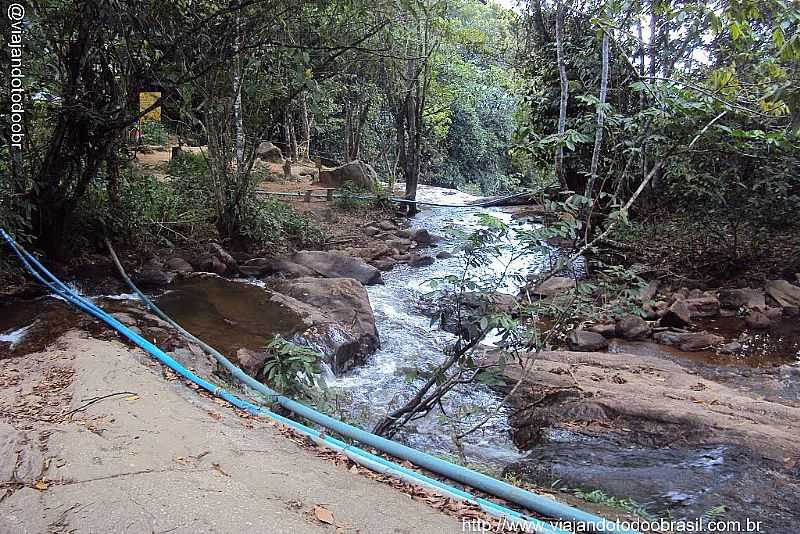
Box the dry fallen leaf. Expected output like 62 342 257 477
33 480 48 491
125 394 140 401
314 505 335 525
212 463 230 477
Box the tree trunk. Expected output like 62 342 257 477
554 2 569 191
299 91 310 160
586 32 610 200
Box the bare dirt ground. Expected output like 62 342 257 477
0 330 465 533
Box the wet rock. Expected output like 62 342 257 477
675 287 691 299
719 341 742 354
394 229 413 239
615 315 651 340
364 226 380 237
659 300 691 328
461 292 518 315
567 330 609 352
268 257 316 278
111 312 138 327
586 322 617 338
273 277 379 370
745 310 772 330
684 296 720 318
525 276 576 298
344 243 392 262
641 303 659 320
238 257 272 278
785 305 799 318
638 280 660 302
291 250 383 285
372 258 397 271
717 288 765 309
385 238 412 252
765 279 800 309
653 330 724 351
408 254 435 268
193 243 237 275
132 268 175 287
411 228 436 246
378 220 398 231
193 256 227 275
436 251 453 260
255 141 283 162
318 160 378 191
164 257 193 273
236 348 270 377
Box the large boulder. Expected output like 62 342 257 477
653 330 724 352
411 228 438 246
684 296 720 318
524 276 576 298
659 299 691 327
236 348 270 377
567 330 609 352
238 257 273 278
164 256 194 274
638 280 660 302
264 291 369 373
317 160 378 191
272 277 379 372
745 310 772 330
408 254 435 268
615 314 651 340
586 322 617 338
192 243 237 275
255 141 284 163
765 279 800 309
268 257 317 278
132 268 174 287
291 250 383 285
717 288 765 309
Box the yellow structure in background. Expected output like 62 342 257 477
139 91 161 122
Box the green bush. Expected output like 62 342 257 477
334 181 372 211
240 197 323 248
261 335 326 403
139 120 169 145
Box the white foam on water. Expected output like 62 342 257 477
0 322 36 349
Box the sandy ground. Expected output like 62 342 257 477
0 330 464 533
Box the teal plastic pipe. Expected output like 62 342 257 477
3 230 563 533
2 229 636 534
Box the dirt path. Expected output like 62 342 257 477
0 330 463 533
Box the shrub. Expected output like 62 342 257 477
139 120 169 145
334 181 371 211
262 335 326 403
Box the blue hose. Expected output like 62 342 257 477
1 229 637 534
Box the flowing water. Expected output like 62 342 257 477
327 186 543 467
3 185 799 527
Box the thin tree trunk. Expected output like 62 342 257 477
586 32 610 200
233 12 244 169
299 91 310 160
554 2 569 191
637 10 647 190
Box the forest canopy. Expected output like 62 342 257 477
0 0 798 274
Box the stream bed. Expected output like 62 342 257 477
2 185 798 530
